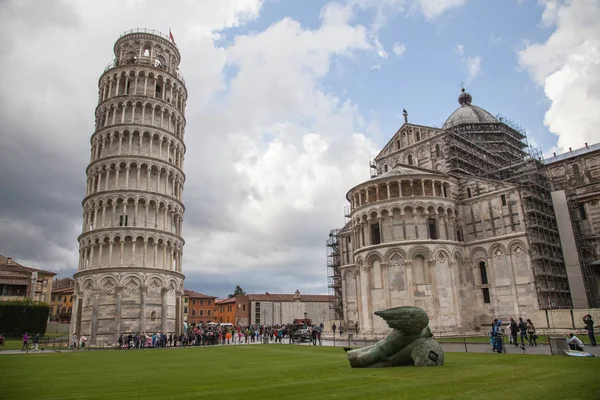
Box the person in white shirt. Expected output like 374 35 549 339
566 333 584 351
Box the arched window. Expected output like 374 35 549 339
192 309 196 316
416 131 420 141
479 261 488 284
572 164 580 177
467 187 472 198
427 218 438 239
396 139 400 150
208 310 211 316
435 144 441 158
151 311 157 321
408 155 413 166
384 164 389 172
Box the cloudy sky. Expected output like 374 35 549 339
0 0 598 298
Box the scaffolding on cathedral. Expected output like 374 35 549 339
444 114 573 309
326 228 343 320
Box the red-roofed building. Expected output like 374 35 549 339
0 255 56 303
215 290 334 326
214 297 237 324
50 278 75 322
183 290 217 324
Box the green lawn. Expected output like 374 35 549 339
1 345 599 400
1 338 70 351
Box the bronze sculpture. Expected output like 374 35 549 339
345 306 444 368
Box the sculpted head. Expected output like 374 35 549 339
374 306 429 335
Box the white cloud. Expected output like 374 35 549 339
392 41 407 57
455 44 481 83
465 55 482 82
518 0 600 152
341 0 468 68
488 32 502 46
348 0 466 22
415 0 467 20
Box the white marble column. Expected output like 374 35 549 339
161 288 168 334
139 286 148 333
114 286 123 342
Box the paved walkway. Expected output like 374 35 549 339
2 339 598 357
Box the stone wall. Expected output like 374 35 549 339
525 308 600 333
46 321 70 334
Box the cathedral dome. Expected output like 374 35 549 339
442 89 498 129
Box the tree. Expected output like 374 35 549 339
228 285 246 298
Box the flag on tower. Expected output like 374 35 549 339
169 28 176 45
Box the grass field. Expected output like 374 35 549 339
1 345 599 400
1 338 70 351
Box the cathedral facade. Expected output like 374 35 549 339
333 90 598 336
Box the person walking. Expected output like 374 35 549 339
509 318 519 347
332 323 337 337
32 333 40 351
583 314 596 347
21 332 29 351
526 319 537 346
492 319 503 354
488 322 495 347
518 318 530 346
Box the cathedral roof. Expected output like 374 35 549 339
442 89 498 130
544 142 600 164
376 165 433 178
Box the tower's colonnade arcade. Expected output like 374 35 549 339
339 166 538 336
72 30 187 344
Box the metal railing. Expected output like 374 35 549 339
117 28 178 48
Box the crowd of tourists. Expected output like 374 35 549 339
113 322 327 349
488 314 596 353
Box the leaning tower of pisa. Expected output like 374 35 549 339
71 29 187 344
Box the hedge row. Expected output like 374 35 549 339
0 299 50 334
